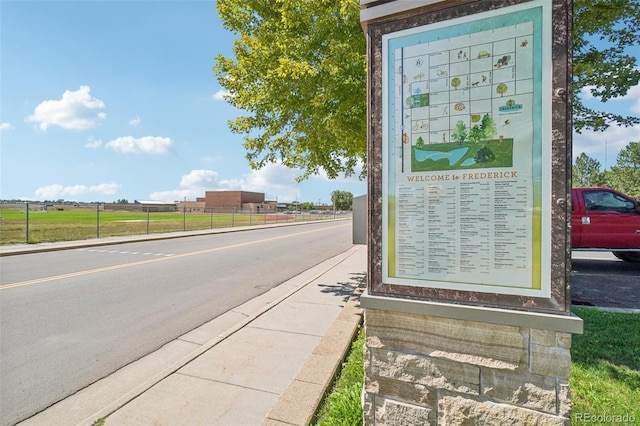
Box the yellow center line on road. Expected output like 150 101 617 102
1 223 349 291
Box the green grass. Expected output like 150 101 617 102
570 307 640 424
313 309 639 425
0 207 328 244
312 328 365 426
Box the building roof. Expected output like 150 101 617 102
134 200 176 205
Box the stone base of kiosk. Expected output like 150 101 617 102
361 294 583 425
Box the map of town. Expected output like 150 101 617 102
394 21 534 172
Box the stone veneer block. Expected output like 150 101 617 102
531 329 556 346
363 310 575 425
556 332 572 350
557 379 572 418
363 388 375 425
375 396 435 425
366 374 438 407
530 343 571 377
366 310 529 370
370 348 480 395
481 368 558 414
438 395 567 425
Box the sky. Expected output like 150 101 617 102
0 0 366 204
1 1 638 204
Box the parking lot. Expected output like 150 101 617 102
572 251 640 310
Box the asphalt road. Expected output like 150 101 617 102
571 251 640 309
0 221 354 426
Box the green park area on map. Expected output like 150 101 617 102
411 138 514 172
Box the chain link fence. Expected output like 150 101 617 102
0 203 349 245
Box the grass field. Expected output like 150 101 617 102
313 308 639 425
0 207 335 245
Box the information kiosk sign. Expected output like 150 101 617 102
367 0 572 313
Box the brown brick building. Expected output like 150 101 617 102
176 191 277 212
204 191 264 209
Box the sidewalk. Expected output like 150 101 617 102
19 244 366 426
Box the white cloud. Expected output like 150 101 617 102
579 82 640 113
621 83 640 114
129 115 141 126
26 85 106 130
35 184 65 200
85 136 103 149
311 159 366 184
147 189 195 203
573 123 640 167
0 122 13 131
149 162 301 203
239 162 299 198
578 85 596 101
179 169 221 188
212 89 230 101
89 183 120 194
34 182 120 200
105 136 174 155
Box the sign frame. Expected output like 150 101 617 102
366 0 573 314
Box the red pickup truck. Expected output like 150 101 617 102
572 187 640 262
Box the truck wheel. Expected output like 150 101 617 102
612 251 640 263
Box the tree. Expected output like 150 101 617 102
300 201 315 210
573 0 640 132
214 0 640 180
213 0 366 181
452 121 468 145
450 77 461 90
479 114 497 141
495 83 508 97
474 146 496 164
331 190 353 210
468 125 483 144
415 136 426 149
572 153 605 187
605 141 640 198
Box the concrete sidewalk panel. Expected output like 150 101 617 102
288 279 358 307
178 310 249 345
20 339 200 426
249 300 345 336
105 373 278 426
178 327 321 394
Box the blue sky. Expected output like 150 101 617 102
1 1 638 204
0 0 366 204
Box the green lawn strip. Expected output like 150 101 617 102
312 309 639 425
312 328 365 426
570 307 640 423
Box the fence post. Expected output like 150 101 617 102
26 202 29 243
147 208 150 234
232 208 235 227
249 209 252 226
210 208 214 229
96 203 100 238
183 207 186 231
